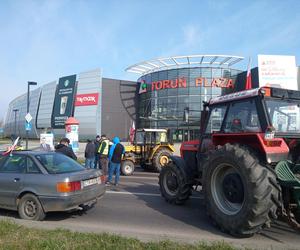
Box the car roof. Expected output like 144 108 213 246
0 150 55 156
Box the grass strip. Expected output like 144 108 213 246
0 219 238 250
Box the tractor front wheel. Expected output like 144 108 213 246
121 160 135 176
152 148 172 172
203 143 280 237
159 162 192 204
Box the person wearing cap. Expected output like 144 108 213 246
94 135 101 169
98 134 110 176
55 138 77 160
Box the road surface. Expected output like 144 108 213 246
1 168 300 249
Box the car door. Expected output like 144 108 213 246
0 154 26 209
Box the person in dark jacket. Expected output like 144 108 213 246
84 139 96 168
94 135 101 169
107 136 124 186
55 138 77 160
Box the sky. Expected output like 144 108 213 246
0 0 300 122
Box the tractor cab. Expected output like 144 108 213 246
199 87 300 164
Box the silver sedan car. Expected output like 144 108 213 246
0 151 105 220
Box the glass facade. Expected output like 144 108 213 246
137 67 242 142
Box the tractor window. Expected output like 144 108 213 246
265 100 300 133
205 106 227 134
224 100 261 133
135 132 145 145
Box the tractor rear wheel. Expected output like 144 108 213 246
152 148 172 172
203 143 280 237
159 162 192 204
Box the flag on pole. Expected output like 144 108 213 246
129 121 135 143
2 137 20 156
245 57 252 90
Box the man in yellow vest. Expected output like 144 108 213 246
98 134 110 177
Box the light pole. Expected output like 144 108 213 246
184 107 190 141
26 81 37 149
13 109 19 139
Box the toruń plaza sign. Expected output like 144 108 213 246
139 77 234 94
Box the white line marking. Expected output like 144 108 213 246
106 190 203 199
121 176 158 180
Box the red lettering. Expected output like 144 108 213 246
179 78 187 88
211 78 218 87
219 78 227 87
163 80 170 89
170 79 178 88
195 77 204 87
149 77 234 91
152 82 156 91
226 79 234 89
204 78 210 87
156 81 163 90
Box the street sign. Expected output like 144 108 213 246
25 122 32 131
25 113 33 123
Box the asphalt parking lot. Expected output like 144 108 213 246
1 167 300 249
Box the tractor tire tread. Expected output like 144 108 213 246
203 143 280 237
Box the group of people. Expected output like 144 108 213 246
84 135 125 186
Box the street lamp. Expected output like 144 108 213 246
13 109 19 140
26 81 37 149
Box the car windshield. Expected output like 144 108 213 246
35 153 84 174
265 99 300 133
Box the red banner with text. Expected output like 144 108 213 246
75 93 99 106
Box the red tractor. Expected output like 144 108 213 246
159 87 300 237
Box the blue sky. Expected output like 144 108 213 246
0 0 299 121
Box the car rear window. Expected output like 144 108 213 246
35 153 84 174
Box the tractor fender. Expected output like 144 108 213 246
169 156 194 181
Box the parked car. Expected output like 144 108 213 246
0 151 106 220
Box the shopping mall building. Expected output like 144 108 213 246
4 55 300 141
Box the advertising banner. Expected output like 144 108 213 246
40 133 54 150
258 55 298 90
66 124 79 152
51 75 77 128
74 93 99 106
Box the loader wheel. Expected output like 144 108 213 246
203 143 280 237
159 162 192 204
152 148 172 172
121 160 135 176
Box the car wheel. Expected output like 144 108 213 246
18 194 46 221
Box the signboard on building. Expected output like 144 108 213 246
74 93 99 106
258 55 298 90
51 75 77 128
139 77 234 94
